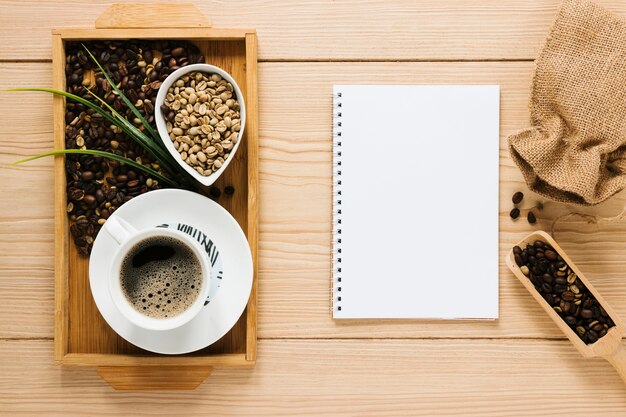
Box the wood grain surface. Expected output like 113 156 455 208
0 0 626 61
2 339 626 416
3 0 626 414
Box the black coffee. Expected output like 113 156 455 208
120 236 202 319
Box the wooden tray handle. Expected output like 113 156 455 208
95 3 212 29
91 3 221 392
97 366 213 390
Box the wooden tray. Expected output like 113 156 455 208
51 4 258 390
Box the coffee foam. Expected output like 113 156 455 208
120 236 202 319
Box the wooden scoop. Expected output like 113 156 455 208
506 230 626 384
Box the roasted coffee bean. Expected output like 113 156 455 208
64 40 204 254
83 194 96 206
171 47 185 57
544 250 557 261
560 300 572 313
127 179 140 188
95 189 105 203
513 239 615 344
592 306 601 319
105 190 116 201
210 187 221 198
70 223 82 238
564 316 577 326
512 191 524 204
70 188 85 201
587 329 598 343
527 211 537 224
591 322 604 332
509 207 520 219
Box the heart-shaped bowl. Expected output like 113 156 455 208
155 63 246 187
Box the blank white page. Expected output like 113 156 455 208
332 85 499 319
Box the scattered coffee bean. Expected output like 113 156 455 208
510 207 520 219
512 240 615 344
527 211 537 224
64 40 205 255
224 185 235 196
512 191 524 204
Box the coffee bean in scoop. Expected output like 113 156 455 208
513 240 615 344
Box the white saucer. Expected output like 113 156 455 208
89 189 253 354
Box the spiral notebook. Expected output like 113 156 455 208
332 85 500 319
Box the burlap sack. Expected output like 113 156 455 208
508 0 626 205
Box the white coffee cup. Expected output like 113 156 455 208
102 216 211 331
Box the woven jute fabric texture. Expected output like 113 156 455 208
508 0 626 205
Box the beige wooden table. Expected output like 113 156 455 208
3 0 626 415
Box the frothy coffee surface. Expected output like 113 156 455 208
120 236 202 319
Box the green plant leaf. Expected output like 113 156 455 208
82 44 162 145
2 87 202 193
2 87 174 170
86 88 201 191
9 149 180 188
3 87 125 134
84 86 180 175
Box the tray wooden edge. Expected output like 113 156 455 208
505 230 625 358
244 32 259 362
53 32 69 363
51 28 256 39
52 29 259 368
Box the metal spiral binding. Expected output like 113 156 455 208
332 91 343 313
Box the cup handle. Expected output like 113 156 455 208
103 216 137 246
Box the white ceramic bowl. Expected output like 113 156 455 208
155 63 246 187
